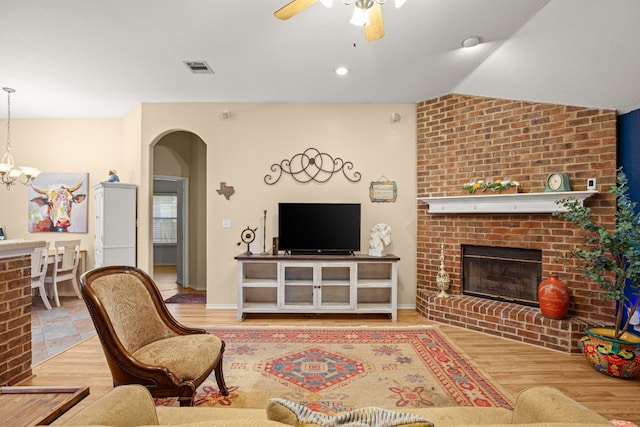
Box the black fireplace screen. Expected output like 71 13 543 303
462 245 542 306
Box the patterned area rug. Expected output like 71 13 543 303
157 326 513 414
164 293 206 304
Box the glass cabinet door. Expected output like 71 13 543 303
281 264 314 308
317 264 354 309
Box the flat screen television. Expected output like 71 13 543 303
278 203 361 255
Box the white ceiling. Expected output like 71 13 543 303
1 0 639 118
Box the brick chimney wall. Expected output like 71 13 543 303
0 255 33 385
416 94 618 352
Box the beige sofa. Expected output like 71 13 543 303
62 384 613 427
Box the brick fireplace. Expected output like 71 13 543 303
416 94 618 353
462 245 541 306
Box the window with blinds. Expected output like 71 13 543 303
153 194 178 244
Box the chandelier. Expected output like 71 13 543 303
0 87 40 189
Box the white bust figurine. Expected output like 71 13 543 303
368 223 391 257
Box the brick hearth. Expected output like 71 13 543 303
416 94 618 353
418 293 588 352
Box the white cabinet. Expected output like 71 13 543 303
93 182 137 268
236 255 399 322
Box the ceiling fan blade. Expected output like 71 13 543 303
274 0 318 20
364 2 385 41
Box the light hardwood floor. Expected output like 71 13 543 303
25 307 640 425
25 267 640 425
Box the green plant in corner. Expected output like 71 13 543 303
554 169 640 340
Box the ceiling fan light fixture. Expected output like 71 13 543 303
350 6 370 26
275 0 387 41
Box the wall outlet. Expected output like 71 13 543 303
222 219 232 228
587 178 596 190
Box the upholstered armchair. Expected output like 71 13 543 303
80 265 228 406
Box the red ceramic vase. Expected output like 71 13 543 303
538 274 570 319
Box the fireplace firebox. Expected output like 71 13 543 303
462 245 542 306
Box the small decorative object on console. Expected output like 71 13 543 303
462 177 520 194
261 210 268 255
237 226 258 255
368 223 391 257
545 172 570 192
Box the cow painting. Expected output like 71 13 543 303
28 173 88 233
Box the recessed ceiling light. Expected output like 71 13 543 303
461 36 482 48
335 66 349 76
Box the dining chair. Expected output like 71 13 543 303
31 242 51 310
44 239 82 307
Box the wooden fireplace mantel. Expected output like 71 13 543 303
417 190 599 214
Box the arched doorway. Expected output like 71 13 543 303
152 131 207 292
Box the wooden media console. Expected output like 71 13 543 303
235 254 400 321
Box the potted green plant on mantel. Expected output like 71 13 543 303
554 170 640 379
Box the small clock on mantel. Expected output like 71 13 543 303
545 172 571 192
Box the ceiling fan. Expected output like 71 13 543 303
274 0 407 42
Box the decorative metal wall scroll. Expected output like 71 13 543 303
264 147 361 185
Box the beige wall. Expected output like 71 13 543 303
0 102 418 308
0 118 123 269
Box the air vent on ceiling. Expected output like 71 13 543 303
183 61 214 74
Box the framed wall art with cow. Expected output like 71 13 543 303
28 172 89 233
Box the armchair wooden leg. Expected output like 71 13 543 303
214 359 229 396
178 383 196 407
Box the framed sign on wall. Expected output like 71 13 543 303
369 177 397 203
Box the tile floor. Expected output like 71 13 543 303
31 296 95 365
30 265 199 365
